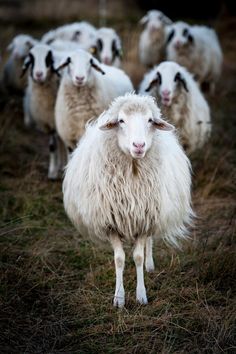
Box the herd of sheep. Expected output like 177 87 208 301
2 10 223 307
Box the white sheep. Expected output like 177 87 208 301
22 44 66 180
166 21 223 93
3 34 38 92
139 61 211 154
91 27 123 67
55 49 133 152
139 10 172 67
41 21 97 51
63 93 193 307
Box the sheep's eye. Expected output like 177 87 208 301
183 28 189 37
148 118 153 123
119 119 124 124
97 39 103 51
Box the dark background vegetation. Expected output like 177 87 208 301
0 1 235 353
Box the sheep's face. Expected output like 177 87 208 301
140 10 172 31
145 63 189 106
7 35 36 59
68 51 92 86
22 45 55 83
100 103 174 159
94 29 122 66
167 22 194 50
57 50 105 87
71 25 96 47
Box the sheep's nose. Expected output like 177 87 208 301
162 89 170 97
133 142 145 149
75 76 84 83
35 71 43 79
175 40 182 48
103 57 111 65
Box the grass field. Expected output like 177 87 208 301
0 16 235 354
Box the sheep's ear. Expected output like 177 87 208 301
99 120 118 130
112 39 123 59
162 15 172 25
166 29 175 44
55 57 71 72
140 15 148 25
145 72 161 91
45 50 53 68
90 58 105 75
152 117 174 131
174 72 189 92
145 78 159 92
7 42 14 52
20 54 33 78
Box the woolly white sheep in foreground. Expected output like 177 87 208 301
63 93 193 307
22 44 66 180
166 21 223 92
139 10 172 67
55 49 133 152
3 34 38 92
91 27 123 67
139 61 211 154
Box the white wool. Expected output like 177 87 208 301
50 39 83 52
139 61 211 154
93 27 122 67
55 49 133 150
3 34 38 91
166 21 223 90
139 10 172 67
41 21 97 51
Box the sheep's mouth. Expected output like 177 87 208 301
131 149 146 159
161 97 171 106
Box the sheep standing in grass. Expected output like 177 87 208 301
166 21 223 93
55 49 133 152
3 34 38 92
22 44 65 180
63 93 193 307
41 21 97 51
91 27 123 67
139 61 211 154
139 10 172 67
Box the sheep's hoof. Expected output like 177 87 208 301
48 172 59 181
113 295 125 308
145 260 155 273
136 289 148 305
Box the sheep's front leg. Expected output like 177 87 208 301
48 133 58 180
110 234 125 308
133 237 148 304
145 236 155 272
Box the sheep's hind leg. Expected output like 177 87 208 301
57 135 67 173
48 133 59 180
133 237 148 304
145 236 155 272
110 234 125 308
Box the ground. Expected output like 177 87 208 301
0 16 235 354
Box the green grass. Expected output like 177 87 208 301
0 18 236 354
